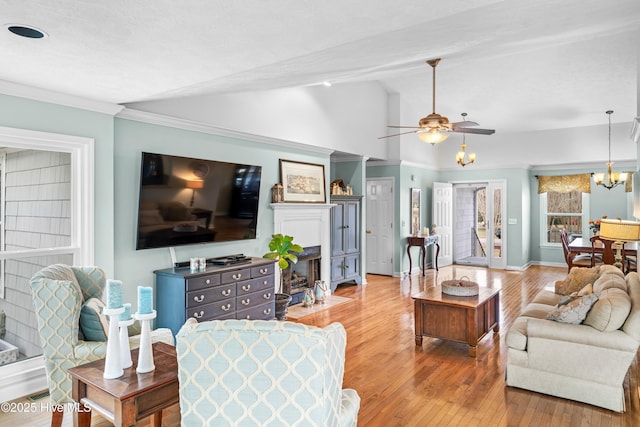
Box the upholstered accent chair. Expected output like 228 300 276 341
176 318 361 427
29 264 174 427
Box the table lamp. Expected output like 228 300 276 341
598 219 640 270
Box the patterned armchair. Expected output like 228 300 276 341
176 318 361 427
29 264 174 426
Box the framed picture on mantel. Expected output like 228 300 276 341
279 159 326 203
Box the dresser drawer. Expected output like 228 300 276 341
252 263 275 277
187 284 236 308
221 268 251 284
237 276 273 296
236 288 274 310
237 301 274 320
186 298 236 321
186 274 221 291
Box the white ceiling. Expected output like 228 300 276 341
1 0 639 134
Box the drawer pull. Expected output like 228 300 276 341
263 280 268 285
193 295 205 303
242 284 251 292
193 310 204 319
232 273 242 280
205 279 211 285
263 308 272 315
221 303 231 311
241 299 250 306
222 289 232 297
263 293 272 299
259 268 268 274
245 315 252 319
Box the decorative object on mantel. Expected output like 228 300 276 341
441 277 479 296
280 159 326 203
271 183 284 203
263 233 304 320
314 280 329 304
593 110 627 190
455 113 476 167
135 286 156 373
103 279 124 379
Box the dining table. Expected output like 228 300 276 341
568 237 638 258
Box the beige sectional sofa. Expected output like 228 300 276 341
505 265 640 412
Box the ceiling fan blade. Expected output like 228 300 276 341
387 125 421 129
378 130 418 139
451 120 479 128
452 127 495 135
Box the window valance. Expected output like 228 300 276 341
536 173 591 194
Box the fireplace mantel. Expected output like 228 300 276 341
271 203 334 291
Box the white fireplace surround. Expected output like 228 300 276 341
271 203 334 291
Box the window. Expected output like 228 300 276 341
540 190 589 245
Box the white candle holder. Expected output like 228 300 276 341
103 307 125 379
118 318 135 369
134 310 157 374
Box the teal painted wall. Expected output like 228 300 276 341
0 94 116 274
113 118 329 304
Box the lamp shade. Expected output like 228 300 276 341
599 219 640 242
186 180 204 189
418 129 448 144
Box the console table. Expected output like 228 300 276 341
407 235 440 275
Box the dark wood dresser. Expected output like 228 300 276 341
155 257 276 335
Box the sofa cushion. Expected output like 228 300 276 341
521 303 555 319
577 283 593 296
506 317 528 351
546 293 599 324
79 297 108 341
531 290 562 306
593 269 627 294
554 267 599 296
584 288 632 332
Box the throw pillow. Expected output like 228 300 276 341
557 295 578 307
583 288 631 332
79 298 109 341
546 293 599 324
577 283 593 296
554 267 600 296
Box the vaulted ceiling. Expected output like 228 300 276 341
1 0 639 135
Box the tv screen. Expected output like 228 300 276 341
136 152 262 250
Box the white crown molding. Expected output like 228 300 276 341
530 160 637 170
0 80 123 115
631 117 640 143
117 108 334 155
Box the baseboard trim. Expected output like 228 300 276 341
0 356 47 403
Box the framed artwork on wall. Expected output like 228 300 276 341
279 159 326 203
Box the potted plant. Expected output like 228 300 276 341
263 234 303 320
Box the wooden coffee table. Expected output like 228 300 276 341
413 286 500 357
68 342 178 427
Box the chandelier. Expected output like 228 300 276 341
593 110 627 190
455 113 476 167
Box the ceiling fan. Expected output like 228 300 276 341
379 58 495 144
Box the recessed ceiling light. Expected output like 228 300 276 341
6 24 47 39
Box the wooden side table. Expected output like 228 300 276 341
407 235 440 275
68 342 178 427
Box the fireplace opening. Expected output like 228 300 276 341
282 245 321 305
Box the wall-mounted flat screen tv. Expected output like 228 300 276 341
136 152 262 250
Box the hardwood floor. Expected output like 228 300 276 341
2 265 639 426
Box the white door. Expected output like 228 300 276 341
366 178 394 275
433 182 453 267
487 180 507 269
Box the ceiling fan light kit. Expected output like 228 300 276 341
418 128 448 144
593 110 627 190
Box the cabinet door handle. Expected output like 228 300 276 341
242 284 251 292
263 308 272 315
259 268 268 274
221 303 231 311
263 292 271 299
193 311 204 319
193 295 204 303
241 299 250 306
222 289 231 297
232 273 242 280
245 315 252 319
263 280 268 285
205 279 211 285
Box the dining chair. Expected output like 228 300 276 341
590 235 620 269
560 229 596 272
